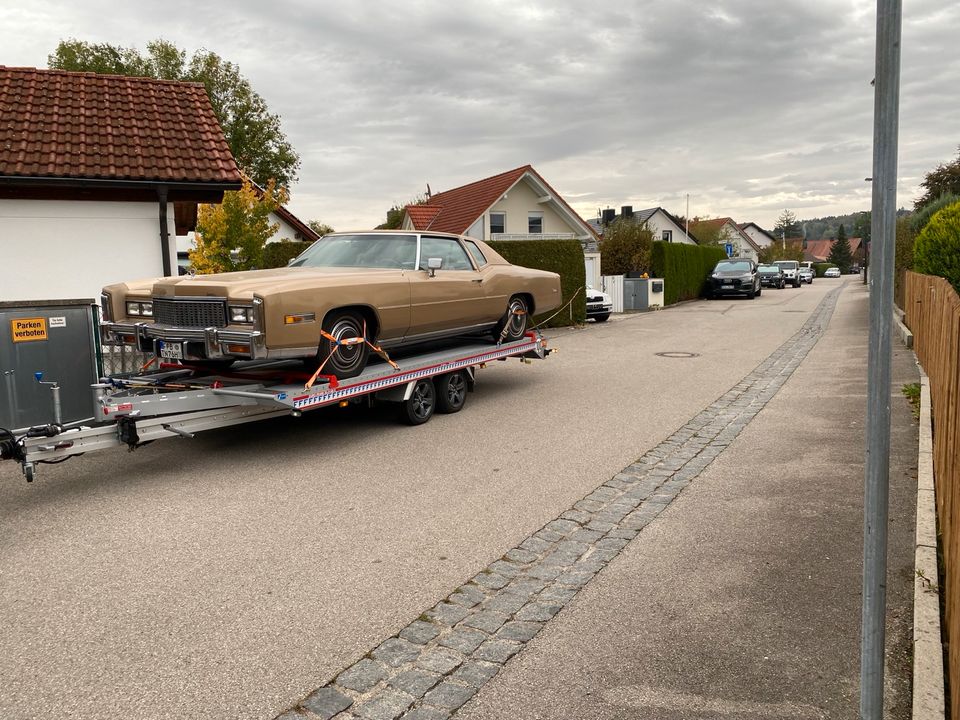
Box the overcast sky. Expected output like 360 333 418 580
2 0 957 231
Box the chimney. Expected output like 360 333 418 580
621 205 633 219
601 208 616 225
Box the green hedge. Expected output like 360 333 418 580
812 262 834 278
650 241 727 304
262 240 312 268
488 239 586 326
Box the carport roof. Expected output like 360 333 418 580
0 66 242 188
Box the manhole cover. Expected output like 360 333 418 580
655 351 700 358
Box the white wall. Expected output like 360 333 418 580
1 199 175 302
487 178 579 238
742 225 774 249
644 210 697 245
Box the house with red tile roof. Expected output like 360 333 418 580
803 237 864 264
0 66 243 301
689 217 762 261
400 165 602 286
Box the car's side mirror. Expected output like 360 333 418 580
287 257 297 266
427 257 443 277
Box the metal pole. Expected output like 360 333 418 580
860 0 901 717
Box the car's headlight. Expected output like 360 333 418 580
229 305 254 323
125 300 153 317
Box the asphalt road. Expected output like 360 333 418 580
0 277 883 719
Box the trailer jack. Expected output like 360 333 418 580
116 416 140 449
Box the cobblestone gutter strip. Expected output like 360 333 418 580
276 288 843 720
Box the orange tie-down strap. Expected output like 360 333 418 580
497 307 527 345
305 322 399 390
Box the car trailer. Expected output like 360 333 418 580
0 333 551 483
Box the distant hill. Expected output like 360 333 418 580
758 208 910 241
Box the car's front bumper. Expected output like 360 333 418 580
102 320 269 360
586 302 613 317
759 276 781 286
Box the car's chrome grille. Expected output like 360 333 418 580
152 298 228 328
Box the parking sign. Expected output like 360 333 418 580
725 243 734 257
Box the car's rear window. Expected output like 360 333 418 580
290 234 417 269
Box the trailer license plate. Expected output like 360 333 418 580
159 341 183 360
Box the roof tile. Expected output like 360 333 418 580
0 66 241 185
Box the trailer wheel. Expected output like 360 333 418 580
319 310 370 379
399 379 436 425
494 295 529 342
436 371 468 414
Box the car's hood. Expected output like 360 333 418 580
586 289 612 302
151 267 399 298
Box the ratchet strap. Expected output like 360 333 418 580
305 321 399 390
497 308 527 345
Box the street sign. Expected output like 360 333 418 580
725 243 734 257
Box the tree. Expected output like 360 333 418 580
686 217 725 247
774 209 800 240
914 147 960 211
308 220 334 236
827 223 854 272
599 219 654 275
48 39 300 189
190 177 287 273
758 240 804 264
913 200 960 293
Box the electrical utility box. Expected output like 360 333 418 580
0 299 99 431
622 278 665 311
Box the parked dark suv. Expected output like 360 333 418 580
757 264 785 289
707 258 761 299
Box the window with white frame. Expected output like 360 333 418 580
528 211 543 234
662 230 673 242
490 212 505 235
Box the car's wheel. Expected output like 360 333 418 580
747 286 756 299
317 310 370 379
494 295 529 342
756 285 762 297
399 378 436 425
436 371 468 414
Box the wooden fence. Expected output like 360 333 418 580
903 270 960 717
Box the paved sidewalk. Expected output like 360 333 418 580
277 281 917 720
456 282 918 719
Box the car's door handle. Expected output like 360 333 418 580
472 278 483 283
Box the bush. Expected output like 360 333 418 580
488 239 586 326
913 201 960 293
599 219 654 275
262 240 312 268
909 192 959 234
650 241 727 304
813 262 833 278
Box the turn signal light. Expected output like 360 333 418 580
226 344 250 354
284 313 316 325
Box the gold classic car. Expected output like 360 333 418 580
101 231 562 378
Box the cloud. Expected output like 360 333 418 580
1 0 957 228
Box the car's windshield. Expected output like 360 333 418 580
774 261 799 269
290 234 418 269
758 265 779 272
715 261 752 272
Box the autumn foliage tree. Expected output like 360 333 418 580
190 178 287 274
600 219 655 275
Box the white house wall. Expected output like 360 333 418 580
742 226 774 249
1 199 176 302
645 210 696 245
487 178 578 238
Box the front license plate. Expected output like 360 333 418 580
159 341 183 360
722 284 733 290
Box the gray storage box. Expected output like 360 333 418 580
1 299 99 430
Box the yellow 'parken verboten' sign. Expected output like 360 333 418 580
11 317 48 343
